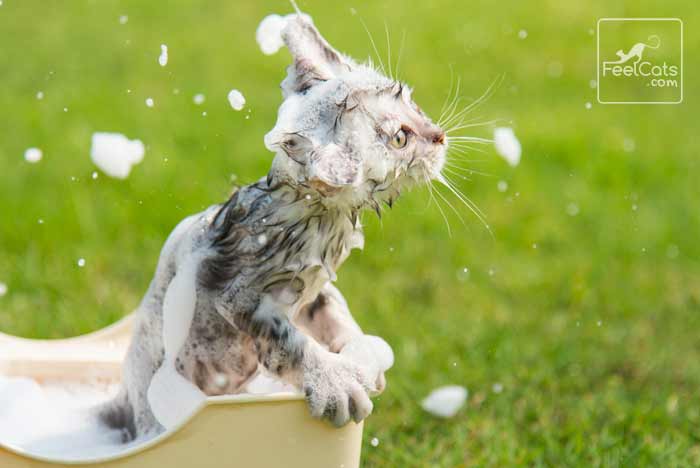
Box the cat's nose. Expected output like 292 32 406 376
431 131 446 145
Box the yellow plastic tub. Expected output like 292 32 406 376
0 316 364 467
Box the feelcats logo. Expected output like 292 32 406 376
601 34 680 88
597 18 683 105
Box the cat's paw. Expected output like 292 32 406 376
302 352 374 427
339 335 393 396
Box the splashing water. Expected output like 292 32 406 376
493 127 521 167
421 385 468 418
227 89 246 111
90 132 145 180
158 44 168 67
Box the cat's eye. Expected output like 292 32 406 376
390 129 408 149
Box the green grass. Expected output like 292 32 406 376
1 0 699 466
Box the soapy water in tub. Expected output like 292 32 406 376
0 350 387 461
0 373 301 461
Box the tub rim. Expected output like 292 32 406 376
0 391 307 465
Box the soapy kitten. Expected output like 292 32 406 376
101 11 447 440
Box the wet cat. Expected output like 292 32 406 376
102 11 447 439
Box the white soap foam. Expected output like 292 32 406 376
244 372 296 394
158 44 168 67
421 385 468 418
0 377 150 461
227 89 245 111
147 253 206 430
256 14 288 55
24 147 43 163
340 335 394 387
193 93 205 105
256 12 313 56
493 127 521 167
90 132 145 179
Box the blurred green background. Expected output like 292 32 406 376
1 0 698 466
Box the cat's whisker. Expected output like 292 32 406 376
424 175 452 237
394 29 407 82
442 166 473 182
438 65 457 119
357 15 387 75
441 76 503 129
438 77 462 126
437 173 493 237
439 94 464 129
445 162 493 178
449 145 487 156
445 119 502 134
383 20 393 81
432 180 468 229
448 136 494 144
442 174 490 224
441 74 504 129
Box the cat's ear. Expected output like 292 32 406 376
308 143 362 191
281 16 352 96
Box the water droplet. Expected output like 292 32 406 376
63 107 68 112
370 437 379 447
145 97 154 108
91 171 99 180
566 203 579 216
213 373 229 389
532 243 538 249
38 219 44 224
457 267 470 281
585 102 592 110
257 234 268 246
492 383 503 394
666 244 679 259
623 138 635 153
547 61 563 78
36 91 44 100
119 15 128 24
596 320 602 327
589 79 597 89
518 29 528 39
0 282 7 297
304 194 312 200
24 147 42 163
631 204 638 211
497 180 508 192
77 258 86 267
193 93 205 105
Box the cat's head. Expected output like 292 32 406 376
264 14 446 211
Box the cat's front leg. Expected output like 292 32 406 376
295 283 387 393
215 289 375 426
295 282 363 353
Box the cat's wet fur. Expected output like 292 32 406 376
101 12 446 439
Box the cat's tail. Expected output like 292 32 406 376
646 35 661 49
97 388 137 443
